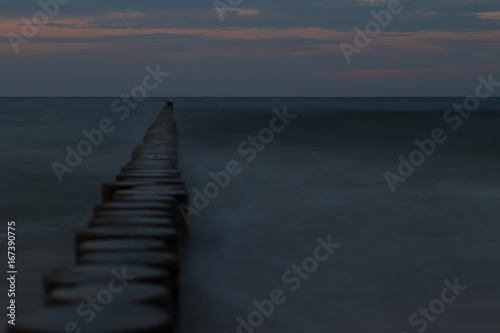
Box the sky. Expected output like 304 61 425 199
1 0 500 96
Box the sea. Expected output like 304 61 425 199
1 97 499 332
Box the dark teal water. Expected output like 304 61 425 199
1 98 500 332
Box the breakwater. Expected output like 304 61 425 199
9 103 187 333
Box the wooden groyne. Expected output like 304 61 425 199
10 103 188 333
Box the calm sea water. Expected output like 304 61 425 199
1 98 499 332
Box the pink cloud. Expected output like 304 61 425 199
2 15 500 60
0 42 107 56
0 17 347 40
475 11 500 20
3 15 500 45
307 63 500 80
234 9 259 16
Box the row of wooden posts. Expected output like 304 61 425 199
11 103 188 333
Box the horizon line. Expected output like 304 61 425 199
1 96 499 98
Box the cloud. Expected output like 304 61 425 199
234 9 259 16
1 18 348 42
106 11 145 19
356 0 385 4
3 0 500 96
306 62 500 80
475 11 500 20
0 42 106 57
